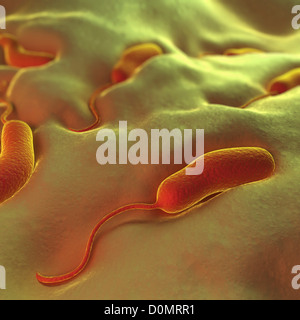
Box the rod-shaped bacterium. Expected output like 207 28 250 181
111 43 163 83
36 147 275 285
0 33 54 68
0 101 35 204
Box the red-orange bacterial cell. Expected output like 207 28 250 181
241 68 300 108
223 48 264 56
198 47 263 58
70 43 163 133
0 33 55 68
36 147 275 285
267 68 300 94
111 43 163 84
0 100 35 204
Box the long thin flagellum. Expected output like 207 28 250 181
0 99 13 124
36 202 157 285
69 83 113 133
240 91 277 109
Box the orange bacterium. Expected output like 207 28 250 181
241 68 300 108
111 43 163 84
0 99 35 204
70 43 163 132
36 147 275 285
0 33 54 68
223 47 264 56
